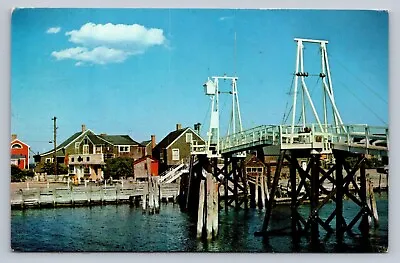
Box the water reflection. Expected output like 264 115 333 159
11 193 388 252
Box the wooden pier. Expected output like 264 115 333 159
10 181 180 210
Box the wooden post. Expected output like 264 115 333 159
260 174 266 209
368 179 379 227
212 158 219 236
260 150 285 234
224 157 229 212
310 155 320 244
197 179 205 238
335 152 344 240
154 177 160 213
148 179 154 214
142 183 147 213
241 160 249 209
206 171 213 240
232 159 239 209
255 174 259 207
290 154 298 237
358 155 369 236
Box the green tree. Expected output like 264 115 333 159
103 157 134 180
11 165 23 182
42 162 69 175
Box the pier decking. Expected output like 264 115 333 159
10 182 180 209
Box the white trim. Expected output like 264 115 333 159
11 143 23 149
186 133 193 143
11 139 30 148
118 145 131 153
165 127 205 149
172 148 180 161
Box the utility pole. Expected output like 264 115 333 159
52 116 57 176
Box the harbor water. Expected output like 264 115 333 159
11 192 388 252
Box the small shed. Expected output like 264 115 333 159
244 154 265 177
133 156 159 181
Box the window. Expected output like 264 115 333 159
84 167 90 174
75 142 80 154
46 158 53 163
95 146 102 154
83 145 89 154
246 167 251 173
119 146 130 152
69 165 74 173
186 133 193 143
86 157 90 162
257 168 263 172
71 157 75 163
172 149 180 161
11 143 22 149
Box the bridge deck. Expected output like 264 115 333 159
192 124 388 157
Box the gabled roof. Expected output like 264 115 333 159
154 127 204 150
99 134 142 146
87 134 106 145
11 139 30 148
38 129 143 157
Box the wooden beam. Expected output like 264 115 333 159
260 150 285 234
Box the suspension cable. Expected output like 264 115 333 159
281 73 295 124
338 80 387 125
331 55 388 105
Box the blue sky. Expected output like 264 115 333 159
11 9 388 157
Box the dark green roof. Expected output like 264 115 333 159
99 134 142 146
154 128 187 150
87 134 106 145
40 131 83 156
39 130 142 156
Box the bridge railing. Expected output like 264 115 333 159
219 123 388 154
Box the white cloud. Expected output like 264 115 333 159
46 27 61 34
66 23 166 50
51 22 166 65
51 46 130 65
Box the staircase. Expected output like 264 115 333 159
159 161 189 184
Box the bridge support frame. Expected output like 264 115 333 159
257 149 376 244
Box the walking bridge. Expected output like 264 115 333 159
185 38 389 243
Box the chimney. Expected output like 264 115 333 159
151 135 156 149
11 134 17 141
176 123 182 131
81 124 86 132
194 123 201 134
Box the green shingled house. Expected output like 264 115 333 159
34 124 145 183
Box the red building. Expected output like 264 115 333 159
133 156 159 181
10 134 30 170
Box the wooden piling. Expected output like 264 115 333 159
335 153 344 239
290 156 298 237
154 178 160 213
358 155 369 235
310 155 320 243
142 183 147 213
212 178 219 236
255 175 259 207
197 179 205 238
206 172 213 240
367 178 379 227
232 160 239 209
261 150 285 234
148 179 154 214
260 175 266 209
